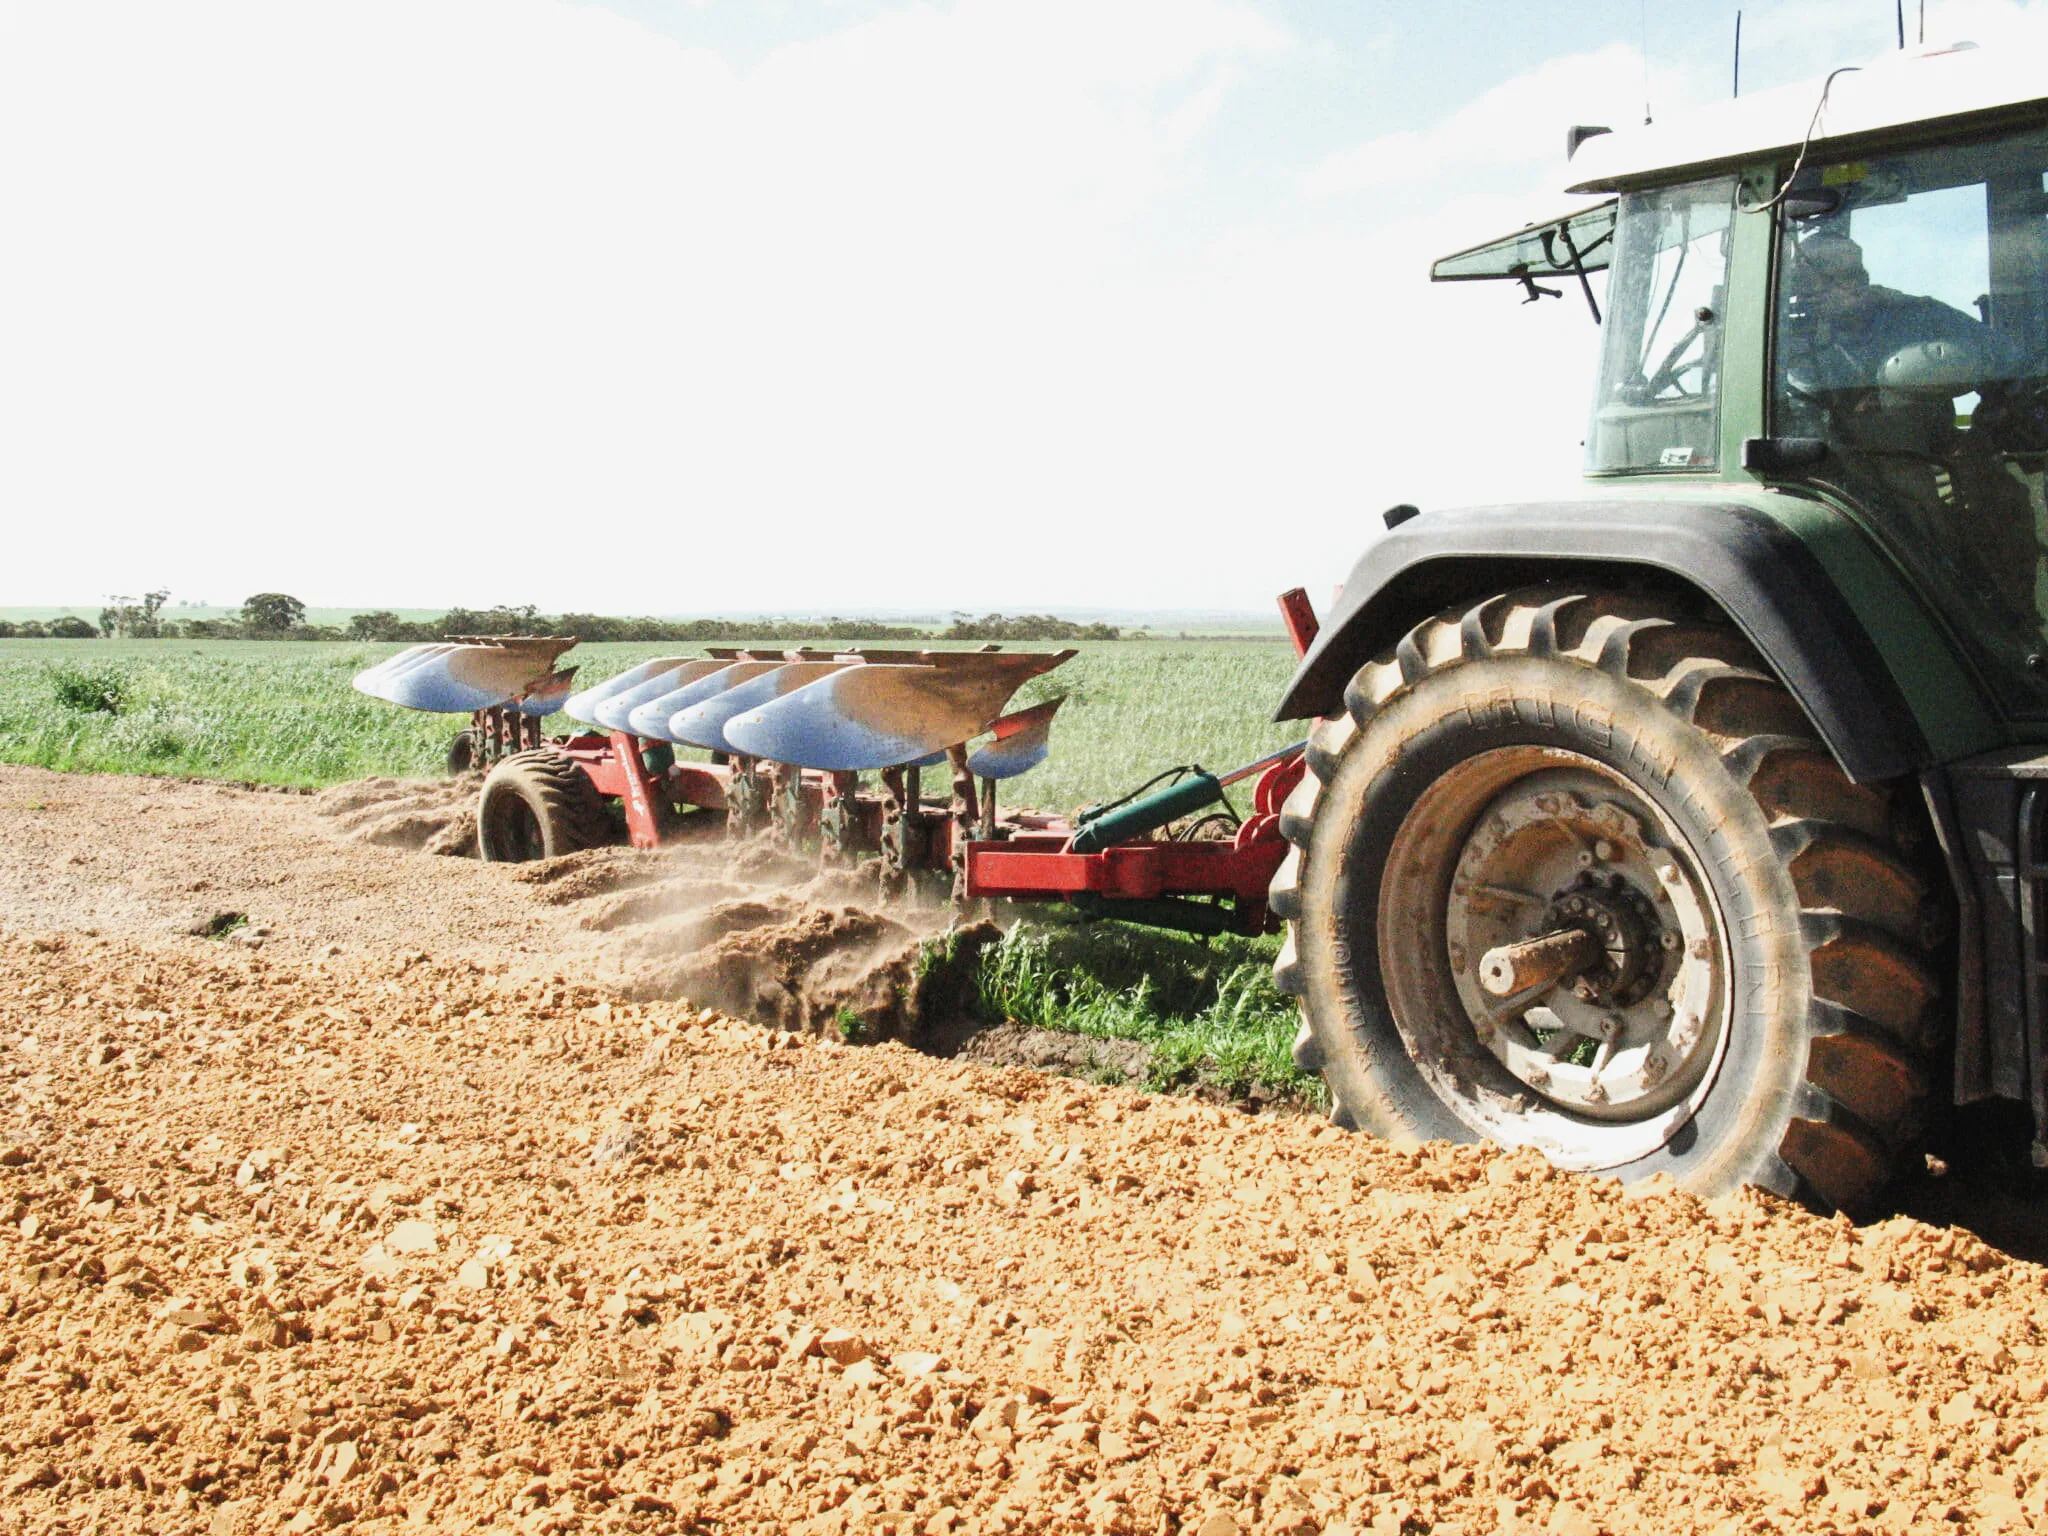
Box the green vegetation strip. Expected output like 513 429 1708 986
973 916 1319 1106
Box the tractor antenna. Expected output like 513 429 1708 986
1919 0 1926 43
1895 0 1905 48
1732 10 1742 98
1639 0 1653 122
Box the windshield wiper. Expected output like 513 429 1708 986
1542 224 1607 324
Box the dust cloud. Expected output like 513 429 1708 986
315 780 996 1045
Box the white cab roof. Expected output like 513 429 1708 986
1564 41 2048 195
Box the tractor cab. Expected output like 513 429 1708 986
1768 130 2048 704
1434 44 2048 718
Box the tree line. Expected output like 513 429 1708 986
1 593 1121 643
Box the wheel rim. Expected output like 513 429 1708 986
1376 746 1731 1170
487 795 545 862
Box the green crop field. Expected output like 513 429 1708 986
0 636 1316 1101
0 638 1304 810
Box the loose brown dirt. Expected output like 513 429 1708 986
5 765 2048 1535
313 777 481 858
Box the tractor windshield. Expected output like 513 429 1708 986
1588 178 1739 474
1774 126 2048 714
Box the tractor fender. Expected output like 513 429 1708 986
1275 498 1934 784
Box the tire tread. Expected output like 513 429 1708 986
1271 583 1942 1211
478 749 612 862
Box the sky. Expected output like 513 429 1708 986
3 0 2044 618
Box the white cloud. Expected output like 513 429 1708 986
1299 43 1646 200
6 0 2035 618
0 0 1318 612
1300 0 2048 208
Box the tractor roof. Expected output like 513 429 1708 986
1564 40 2048 195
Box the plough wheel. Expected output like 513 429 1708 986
477 749 613 863
446 728 478 776
1270 587 1939 1212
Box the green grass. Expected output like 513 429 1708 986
974 915 1319 1105
0 637 1302 808
0 641 467 785
48 661 128 715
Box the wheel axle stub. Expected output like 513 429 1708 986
1478 926 1602 996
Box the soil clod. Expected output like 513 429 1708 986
1 763 2045 1536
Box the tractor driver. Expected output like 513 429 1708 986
1784 231 1985 385
1782 230 2041 645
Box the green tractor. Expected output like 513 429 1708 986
1271 44 2048 1210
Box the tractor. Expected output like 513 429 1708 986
353 42 2048 1212
1270 42 2048 1211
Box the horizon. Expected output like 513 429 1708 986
0 600 1291 628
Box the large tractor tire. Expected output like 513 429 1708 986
476 749 613 863
1270 587 1940 1211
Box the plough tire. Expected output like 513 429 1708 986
446 729 478 776
477 750 613 863
1269 586 1939 1213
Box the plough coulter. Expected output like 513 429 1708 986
351 595 1320 937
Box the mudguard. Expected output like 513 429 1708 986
1275 498 1946 785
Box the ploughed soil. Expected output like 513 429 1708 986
5 766 2048 1536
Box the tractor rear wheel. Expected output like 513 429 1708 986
1270 587 1939 1211
477 750 613 863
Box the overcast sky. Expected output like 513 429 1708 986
3 0 2043 616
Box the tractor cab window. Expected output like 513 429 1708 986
1588 178 1738 474
1774 127 2048 713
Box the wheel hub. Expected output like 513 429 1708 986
1546 876 1666 1007
1425 760 1727 1132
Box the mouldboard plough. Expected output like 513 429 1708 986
350 593 1319 938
